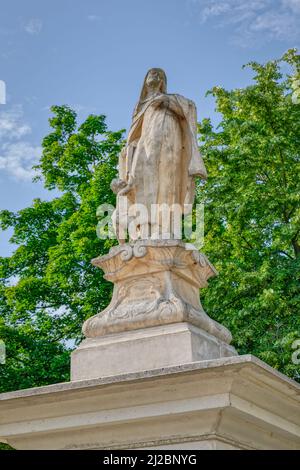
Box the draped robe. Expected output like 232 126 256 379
115 92 207 239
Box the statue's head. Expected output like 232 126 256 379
133 68 167 118
144 68 167 94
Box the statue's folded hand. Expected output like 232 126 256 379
152 94 170 108
110 178 127 194
118 176 135 196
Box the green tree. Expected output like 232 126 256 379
198 49 300 380
0 106 124 392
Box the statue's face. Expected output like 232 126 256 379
146 69 163 91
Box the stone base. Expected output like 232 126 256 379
82 240 232 345
71 322 237 381
1 356 299 450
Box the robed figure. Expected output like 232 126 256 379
111 68 207 241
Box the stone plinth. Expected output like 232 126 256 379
71 240 237 380
71 322 237 381
1 356 299 450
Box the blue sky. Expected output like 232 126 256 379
0 0 299 256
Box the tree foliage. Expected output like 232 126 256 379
0 107 124 392
0 51 299 394
198 49 300 379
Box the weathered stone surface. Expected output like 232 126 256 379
71 322 237 381
1 356 299 450
82 240 232 343
112 68 207 242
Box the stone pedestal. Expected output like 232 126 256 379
1 356 299 450
82 240 229 339
71 322 237 380
71 240 237 380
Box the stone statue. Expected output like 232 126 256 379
71 69 237 381
111 68 207 241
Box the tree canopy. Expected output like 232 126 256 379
199 49 300 379
0 108 124 392
0 50 299 393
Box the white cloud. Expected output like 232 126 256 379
0 142 41 180
193 0 300 45
250 10 298 40
0 105 41 181
198 0 269 23
24 18 43 35
200 2 231 23
0 106 31 140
